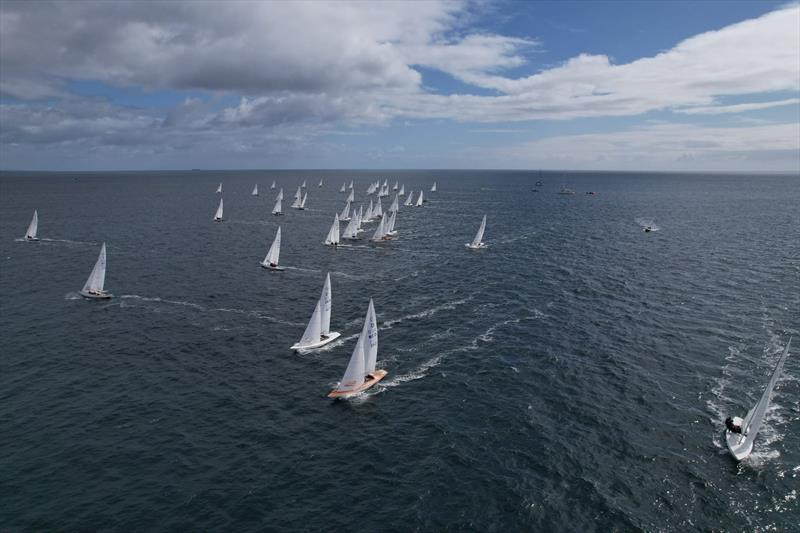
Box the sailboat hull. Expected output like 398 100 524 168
214 218 224 222
260 263 285 271
291 331 341 353
25 237 39 241
79 290 113 300
465 243 488 249
328 369 388 398
725 430 753 461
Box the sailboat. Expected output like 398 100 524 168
261 226 284 270
399 184 405 196
24 210 39 241
342 215 361 240
725 338 792 461
346 189 355 203
324 214 340 246
404 192 413 206
430 181 437 192
301 180 307 189
349 180 354 190
371 214 391 241
389 194 399 213
386 210 397 236
340 201 352 222
272 196 283 216
299 192 308 210
466 215 488 249
252 184 259 196
293 186 302 200
277 188 284 201
214 198 224 221
364 199 374 222
327 299 387 398
340 183 347 193
216 183 222 194
415 190 424 207
393 181 398 191
79 243 112 299
291 273 341 353
318 179 323 188
374 198 383 218
291 192 303 210
271 180 276 190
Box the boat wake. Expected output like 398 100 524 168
119 294 304 326
19 237 97 246
381 297 473 329
283 266 322 275
634 218 660 232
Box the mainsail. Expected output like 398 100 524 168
471 215 487 247
214 198 224 220
262 226 281 266
324 214 340 245
82 243 107 293
25 210 38 239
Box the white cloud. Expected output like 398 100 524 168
674 98 800 115
480 122 800 170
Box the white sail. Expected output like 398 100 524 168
262 226 281 266
404 192 413 206
356 205 364 231
382 179 388 188
387 210 397 234
300 192 308 209
340 183 346 193
271 180 276 189
416 190 424 206
340 201 351 221
214 198 224 220
25 210 38 239
399 184 405 196
272 197 282 215
301 180 307 188
216 183 222 194
375 198 383 217
336 299 378 392
347 189 355 203
389 194 399 213
393 181 398 191
298 301 323 347
290 194 302 209
318 179 323 188
320 272 332 336
342 216 359 239
82 242 107 293
294 186 302 200
277 188 284 201
372 214 386 241
324 213 340 245
727 338 792 459
365 199 374 221
349 180 354 190
431 181 437 192
471 215 487 247
252 184 259 196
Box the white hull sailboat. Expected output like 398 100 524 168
430 181 437 192
415 190 424 207
79 242 112 299
272 196 283 216
328 299 387 398
318 179 323 188
261 226 284 271
399 185 405 196
466 215 488 249
340 183 347 193
725 338 792 461
216 183 223 194
291 273 341 353
346 189 355 203
271 180 276 190
252 184 259 196
324 213 340 246
24 210 39 241
371 214 391 242
214 198 224 221
340 201 352 222
404 192 413 206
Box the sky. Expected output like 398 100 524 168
0 0 798 171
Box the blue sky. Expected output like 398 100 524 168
0 0 798 171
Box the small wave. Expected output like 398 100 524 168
19 237 98 245
283 266 322 275
121 294 205 310
379 355 443 389
119 294 303 326
64 292 82 300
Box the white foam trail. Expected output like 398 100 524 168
120 294 304 326
634 218 660 231
64 292 81 300
284 266 322 275
20 237 97 245
382 297 473 329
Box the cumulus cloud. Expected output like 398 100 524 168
0 1 798 169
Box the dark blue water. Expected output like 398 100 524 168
1 170 798 531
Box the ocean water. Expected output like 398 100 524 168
1 170 798 531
